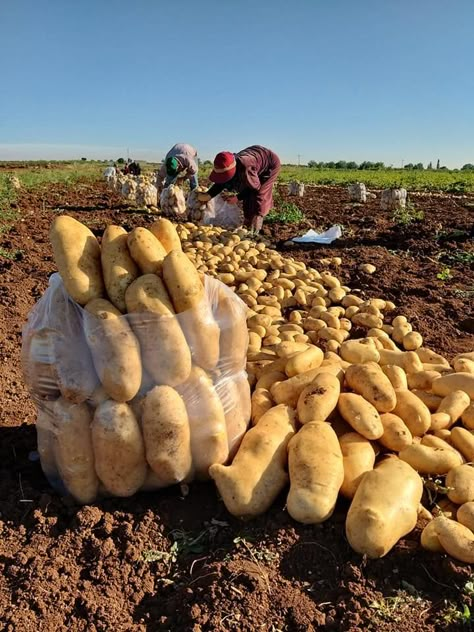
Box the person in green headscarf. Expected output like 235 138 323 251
157 143 199 191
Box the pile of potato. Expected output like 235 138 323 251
22 216 249 504
160 184 187 216
173 222 474 561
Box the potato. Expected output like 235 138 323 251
392 389 431 436
297 372 341 424
340 339 380 364
36 405 58 481
454 357 474 374
407 371 442 391
432 373 474 398
402 331 423 351
457 502 474 532
251 388 274 426
449 427 474 462
255 370 286 391
378 413 412 451
433 516 474 563
84 298 142 402
53 398 99 504
345 457 422 558
92 400 147 496
181 366 228 479
446 464 474 504
285 346 324 378
420 520 445 553
398 444 463 474
416 347 449 366
421 434 462 456
433 497 458 520
125 275 191 386
101 225 139 312
127 227 167 274
378 349 423 374
411 389 442 412
338 393 383 440
287 421 343 523
150 218 182 253
214 285 248 372
276 340 309 358
163 250 220 370
271 363 344 408
49 215 104 305
141 385 193 486
345 363 396 413
435 390 471 425
462 403 474 429
381 365 408 390
339 432 376 499
209 405 295 518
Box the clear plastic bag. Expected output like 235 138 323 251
22 273 250 502
160 184 187 215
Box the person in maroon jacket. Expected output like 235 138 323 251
199 145 281 232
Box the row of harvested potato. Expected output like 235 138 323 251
24 216 250 502
172 222 474 561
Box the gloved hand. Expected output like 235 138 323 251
197 192 211 203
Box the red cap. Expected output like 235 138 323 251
209 151 236 183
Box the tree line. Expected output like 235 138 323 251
306 160 474 171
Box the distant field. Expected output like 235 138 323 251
1 160 474 193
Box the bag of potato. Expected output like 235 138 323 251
203 195 242 229
21 246 250 503
160 184 187 216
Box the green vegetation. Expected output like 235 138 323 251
391 202 425 226
437 266 453 281
267 202 304 224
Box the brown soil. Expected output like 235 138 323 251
0 179 473 632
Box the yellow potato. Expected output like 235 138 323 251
181 366 228 479
255 370 286 391
446 464 474 505
407 371 442 391
92 400 147 496
149 218 182 252
127 227 167 274
125 275 191 386
50 215 104 305
141 385 193 486
101 225 139 312
297 372 341 424
378 413 412 451
398 444 463 474
287 421 343 523
432 373 474 398
339 339 380 364
392 389 431 436
53 398 99 504
271 363 344 408
285 346 324 378
84 298 142 402
251 388 274 425
337 393 383 440
433 516 474 563
457 502 474 532
381 365 408 390
339 432 376 499
448 427 474 462
344 363 396 413
436 390 471 425
163 250 220 370
411 389 442 412
420 520 445 553
214 285 248 372
209 405 295 518
346 457 422 558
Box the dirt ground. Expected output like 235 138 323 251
0 178 473 631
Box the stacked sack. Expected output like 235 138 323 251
22 217 250 504
175 222 474 562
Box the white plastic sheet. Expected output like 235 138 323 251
291 225 342 244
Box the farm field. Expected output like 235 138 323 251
0 163 473 631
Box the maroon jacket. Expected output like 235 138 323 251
208 145 280 218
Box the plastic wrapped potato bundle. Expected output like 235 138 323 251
22 229 250 503
160 184 187 216
187 186 213 223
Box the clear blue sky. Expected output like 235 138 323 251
1 0 473 167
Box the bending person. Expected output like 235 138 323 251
200 145 280 232
158 143 199 190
